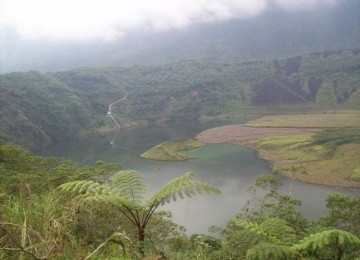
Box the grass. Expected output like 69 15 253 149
242 110 360 186
253 132 360 187
140 138 205 161
352 168 360 181
245 110 360 128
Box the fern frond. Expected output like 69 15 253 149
260 218 296 245
292 229 360 252
239 218 296 246
58 181 142 210
239 220 282 245
59 180 104 194
112 170 145 204
145 172 220 207
246 243 296 260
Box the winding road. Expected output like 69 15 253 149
107 91 128 128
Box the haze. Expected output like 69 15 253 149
1 0 357 72
1 0 338 41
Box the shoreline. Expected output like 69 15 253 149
197 125 360 188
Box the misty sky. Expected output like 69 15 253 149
0 0 340 42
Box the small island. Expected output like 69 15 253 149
140 138 206 161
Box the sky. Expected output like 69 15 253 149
0 0 340 42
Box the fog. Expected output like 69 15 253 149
0 0 358 72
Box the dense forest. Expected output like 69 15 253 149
1 48 360 151
1 142 360 259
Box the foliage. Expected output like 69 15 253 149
0 193 80 259
84 232 130 260
292 229 360 259
236 174 309 231
1 142 360 259
312 128 360 150
321 194 360 237
219 175 360 260
246 243 296 260
1 48 360 150
59 170 220 255
0 142 121 197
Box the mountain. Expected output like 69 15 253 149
1 0 359 73
1 48 360 150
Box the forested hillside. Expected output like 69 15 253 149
1 48 360 150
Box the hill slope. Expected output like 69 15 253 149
1 49 360 150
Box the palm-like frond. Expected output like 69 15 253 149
292 229 360 252
145 172 220 208
112 170 145 204
58 171 220 247
246 243 296 260
58 180 141 210
239 218 296 246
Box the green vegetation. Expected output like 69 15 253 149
245 110 360 128
234 113 360 186
1 47 360 258
1 49 360 150
251 132 360 187
140 138 205 161
59 170 220 255
312 128 360 150
1 145 360 259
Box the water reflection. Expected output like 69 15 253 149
41 122 359 234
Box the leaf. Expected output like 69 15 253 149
112 170 145 204
292 229 360 252
146 172 220 208
246 243 296 260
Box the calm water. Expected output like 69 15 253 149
41 121 359 234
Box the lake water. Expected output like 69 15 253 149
41 121 359 234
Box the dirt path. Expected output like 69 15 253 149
107 91 128 128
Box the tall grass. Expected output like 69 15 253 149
0 192 83 259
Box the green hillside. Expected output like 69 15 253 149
1 48 360 150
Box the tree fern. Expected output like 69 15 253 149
58 170 220 256
292 229 360 257
246 243 296 260
146 172 220 207
239 218 296 246
59 180 140 210
112 170 145 204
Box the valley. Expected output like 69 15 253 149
1 1 360 258
1 48 360 151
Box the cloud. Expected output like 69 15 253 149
273 0 339 11
0 0 340 42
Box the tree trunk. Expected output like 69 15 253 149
138 226 145 256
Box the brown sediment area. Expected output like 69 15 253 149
197 125 360 188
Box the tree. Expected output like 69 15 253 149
235 218 360 260
59 170 220 255
321 194 360 236
292 229 360 260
